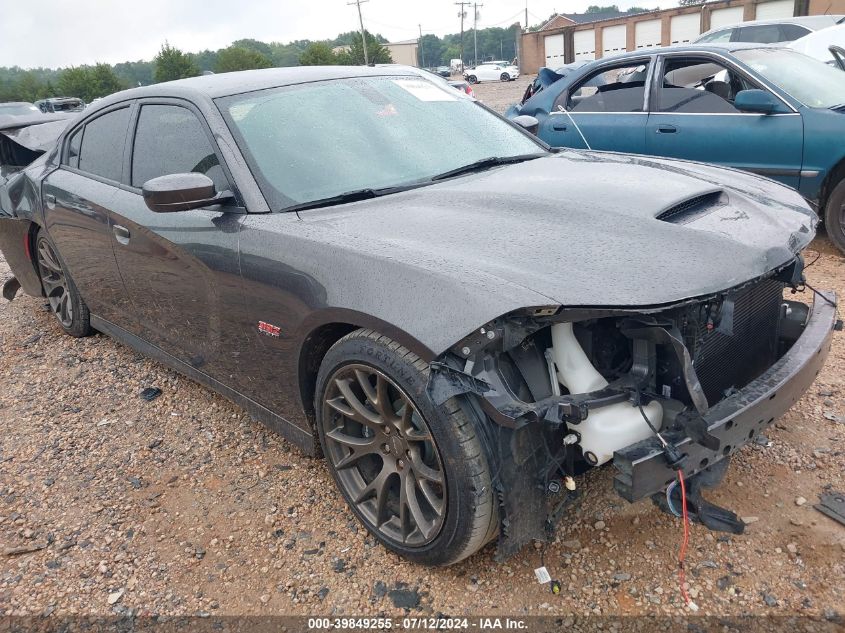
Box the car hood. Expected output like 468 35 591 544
299 151 814 310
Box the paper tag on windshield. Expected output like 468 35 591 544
393 79 457 101
534 566 552 584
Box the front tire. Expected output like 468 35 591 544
35 232 93 337
315 329 497 566
500 72 510 81
824 178 845 254
467 75 478 84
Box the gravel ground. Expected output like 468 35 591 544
1 80 844 620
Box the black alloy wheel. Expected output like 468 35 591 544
321 363 447 546
500 72 510 81
315 329 498 565
36 236 74 328
34 233 92 337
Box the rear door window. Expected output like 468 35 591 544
557 61 650 112
737 24 787 43
778 24 812 41
130 104 227 191
77 107 131 182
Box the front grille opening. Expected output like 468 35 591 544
656 191 727 225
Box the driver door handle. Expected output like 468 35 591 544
656 124 678 134
113 224 130 245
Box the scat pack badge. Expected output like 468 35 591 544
258 321 281 337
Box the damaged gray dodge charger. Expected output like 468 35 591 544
0 66 840 565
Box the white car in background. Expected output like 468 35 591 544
464 61 520 83
694 14 844 44
790 22 845 68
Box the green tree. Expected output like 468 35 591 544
231 38 274 58
299 42 340 66
214 46 273 73
89 63 125 99
345 31 393 65
153 42 200 83
57 66 93 100
271 41 308 66
14 71 47 102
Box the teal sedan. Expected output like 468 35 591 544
507 44 845 253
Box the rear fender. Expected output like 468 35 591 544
0 217 42 298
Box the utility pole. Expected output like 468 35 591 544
473 2 483 66
419 24 425 68
525 0 528 32
348 0 370 65
455 1 470 68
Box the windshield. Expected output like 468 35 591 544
0 103 40 115
218 75 543 210
734 47 845 108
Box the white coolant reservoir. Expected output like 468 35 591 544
551 322 663 466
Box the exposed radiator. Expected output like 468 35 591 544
688 278 784 405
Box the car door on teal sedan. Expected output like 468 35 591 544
540 59 651 153
645 55 804 188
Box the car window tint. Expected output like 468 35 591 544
658 58 755 113
559 62 650 112
779 24 811 41
131 104 227 191
78 107 130 182
66 127 82 169
697 29 733 43
738 24 786 43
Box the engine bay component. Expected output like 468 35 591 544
551 322 663 466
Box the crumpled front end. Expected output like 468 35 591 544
426 256 839 560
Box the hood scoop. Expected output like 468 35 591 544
656 191 727 225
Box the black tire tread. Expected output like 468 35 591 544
824 178 845 255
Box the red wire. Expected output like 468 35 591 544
677 470 691 606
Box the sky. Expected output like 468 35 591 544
0 0 663 70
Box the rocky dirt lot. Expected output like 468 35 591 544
1 78 844 622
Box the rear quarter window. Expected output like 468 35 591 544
77 107 131 182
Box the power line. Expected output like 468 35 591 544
347 0 369 65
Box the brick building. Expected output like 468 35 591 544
520 0 845 73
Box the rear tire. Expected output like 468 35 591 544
824 178 845 254
315 329 498 566
34 232 93 337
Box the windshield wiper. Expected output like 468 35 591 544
280 183 423 213
830 103 845 112
430 153 546 182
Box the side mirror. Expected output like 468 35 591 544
142 173 232 213
512 114 539 134
734 89 785 114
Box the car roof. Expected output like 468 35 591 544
89 65 423 111
0 102 35 107
699 14 844 36
588 42 785 63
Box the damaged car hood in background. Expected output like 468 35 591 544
297 149 814 311
0 113 71 184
